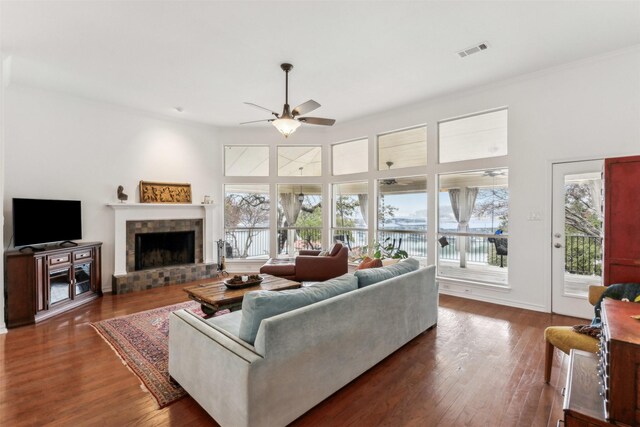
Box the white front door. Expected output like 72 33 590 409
551 160 603 319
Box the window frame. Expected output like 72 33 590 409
437 107 508 164
331 137 369 176
224 145 270 177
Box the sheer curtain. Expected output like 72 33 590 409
279 192 303 255
357 194 368 226
448 187 478 267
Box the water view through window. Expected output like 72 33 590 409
438 169 509 285
377 176 427 260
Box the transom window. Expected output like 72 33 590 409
332 138 368 175
377 126 427 170
439 109 508 163
224 146 269 176
278 146 322 176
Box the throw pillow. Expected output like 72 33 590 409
238 273 357 344
354 257 420 288
318 250 329 256
357 257 383 270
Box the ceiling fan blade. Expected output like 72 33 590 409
298 117 336 126
292 100 321 117
244 102 280 117
240 119 274 125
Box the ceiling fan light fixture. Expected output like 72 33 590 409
272 117 301 138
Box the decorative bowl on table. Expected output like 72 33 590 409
223 274 264 289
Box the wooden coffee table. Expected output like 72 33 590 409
183 274 301 314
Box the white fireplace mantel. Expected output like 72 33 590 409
108 203 215 276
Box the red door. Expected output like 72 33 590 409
604 155 640 285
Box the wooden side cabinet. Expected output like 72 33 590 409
563 350 610 427
561 300 640 427
4 242 102 328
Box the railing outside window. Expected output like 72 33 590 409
438 232 508 267
224 227 270 259
331 227 368 259
377 230 428 258
277 227 323 256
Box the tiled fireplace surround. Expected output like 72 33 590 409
110 204 217 294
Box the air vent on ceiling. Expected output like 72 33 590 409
457 42 488 58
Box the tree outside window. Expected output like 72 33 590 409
224 185 270 258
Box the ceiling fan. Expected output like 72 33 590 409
241 63 336 138
380 161 408 186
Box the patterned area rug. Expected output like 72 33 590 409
91 301 227 408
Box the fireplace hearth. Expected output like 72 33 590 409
135 231 195 271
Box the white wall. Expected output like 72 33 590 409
3 85 220 294
3 47 639 320
215 47 640 312
0 56 9 333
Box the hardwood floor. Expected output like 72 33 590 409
0 281 587 426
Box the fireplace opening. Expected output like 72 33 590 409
135 231 195 271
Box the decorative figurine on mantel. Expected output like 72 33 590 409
117 185 128 203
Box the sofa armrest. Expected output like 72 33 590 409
299 249 321 256
170 309 262 360
169 309 265 427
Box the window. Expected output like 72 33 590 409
225 146 269 176
332 181 368 258
224 184 270 259
377 176 428 259
277 184 322 256
377 126 427 170
437 168 509 285
439 109 507 163
278 146 322 176
332 138 368 175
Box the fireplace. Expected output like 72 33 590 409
135 231 196 271
109 211 217 294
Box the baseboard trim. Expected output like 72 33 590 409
439 289 547 313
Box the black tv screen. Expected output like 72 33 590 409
13 198 82 247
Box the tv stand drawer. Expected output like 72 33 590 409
74 250 92 262
48 254 71 266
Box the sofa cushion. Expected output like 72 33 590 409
357 256 383 270
354 257 420 288
239 273 357 344
318 250 329 256
207 310 243 338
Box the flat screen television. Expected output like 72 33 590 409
13 198 82 247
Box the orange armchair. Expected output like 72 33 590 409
543 285 606 383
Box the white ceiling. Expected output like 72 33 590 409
2 1 639 127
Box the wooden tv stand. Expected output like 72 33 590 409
4 242 102 328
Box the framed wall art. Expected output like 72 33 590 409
139 181 192 204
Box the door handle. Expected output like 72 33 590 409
554 243 562 248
